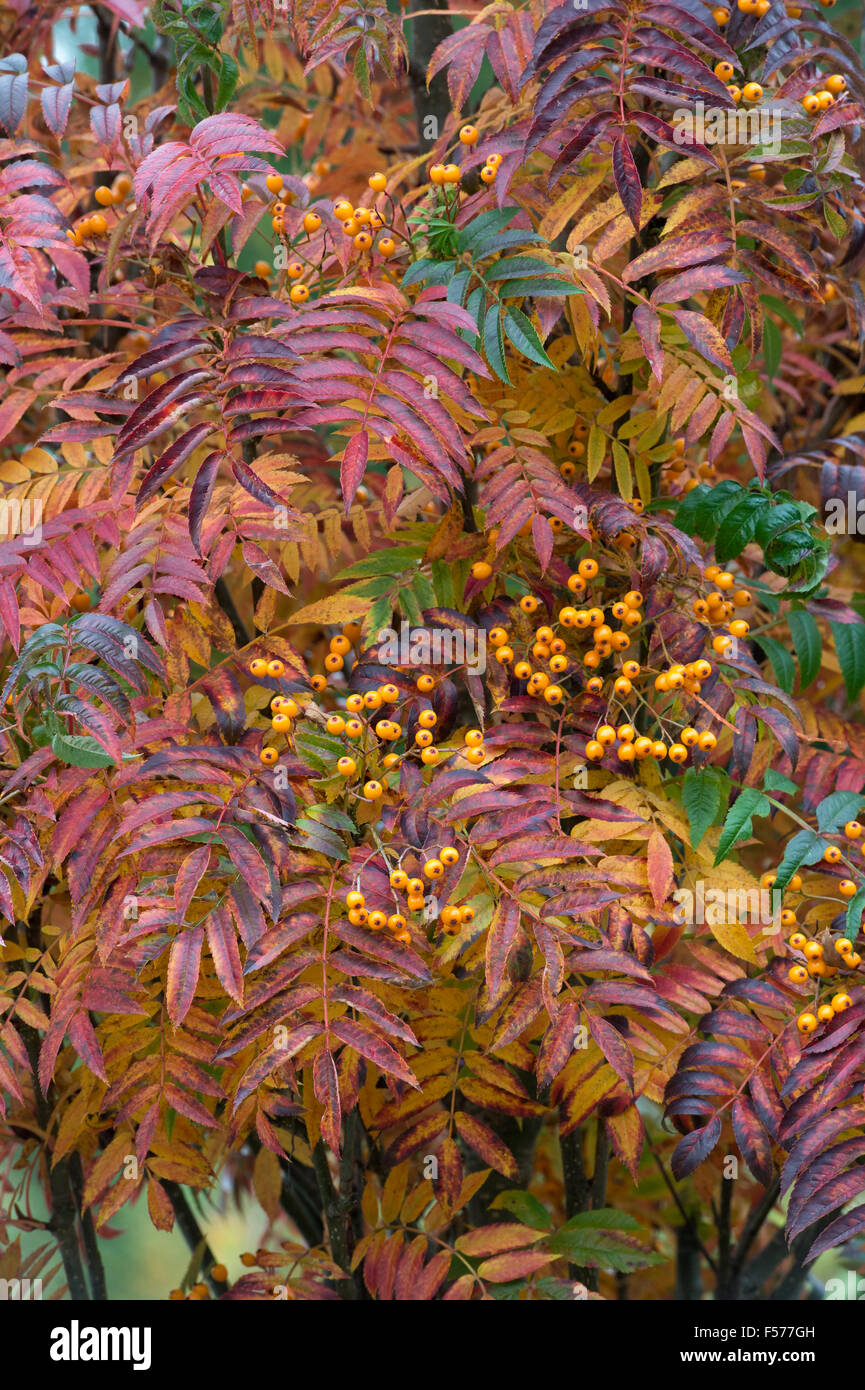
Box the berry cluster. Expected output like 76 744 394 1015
345 857 475 947
760 824 865 1036
67 175 133 246
259 171 400 303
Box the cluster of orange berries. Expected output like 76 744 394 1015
169 1264 228 1300
713 0 834 19
248 656 301 765
712 62 765 106
282 620 493 796
802 75 846 114
429 130 502 188
691 566 753 656
347 856 475 944
66 175 133 246
758 842 863 1035
332 190 395 258
585 721 715 765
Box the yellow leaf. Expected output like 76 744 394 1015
540 170 606 241
709 919 759 965
287 592 371 625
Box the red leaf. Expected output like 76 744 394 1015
612 135 642 232
329 1016 419 1088
313 1049 342 1153
453 1111 519 1178
206 904 244 1005
672 310 733 372
335 428 368 514
477 1250 555 1282
671 1114 722 1179
587 1014 634 1090
485 898 521 997
166 925 204 1027
647 828 674 910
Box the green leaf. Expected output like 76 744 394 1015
773 827 828 891
431 558 455 608
489 1190 552 1230
682 767 729 850
496 277 580 298
483 301 509 383
714 492 765 562
51 733 115 768
759 294 803 337
845 886 865 943
788 608 821 688
399 583 423 627
815 790 864 834
353 44 371 101
825 202 846 241
763 768 798 795
549 1211 664 1273
830 620 865 701
714 787 771 865
762 314 782 383
306 803 356 833
485 256 560 281
502 306 555 369
333 546 425 581
753 634 795 694
457 208 519 254
215 53 239 111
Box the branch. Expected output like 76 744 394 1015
163 1181 221 1294
68 1154 108 1300
407 0 453 153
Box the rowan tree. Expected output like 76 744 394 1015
1 0 865 1303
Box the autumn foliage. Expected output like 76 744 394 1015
2 0 865 1304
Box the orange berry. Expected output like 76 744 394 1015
265 173 283 195
368 172 387 192
797 1012 818 1034
303 211 322 233
260 747 278 765
290 284 309 303
364 781 383 800
459 125 478 145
